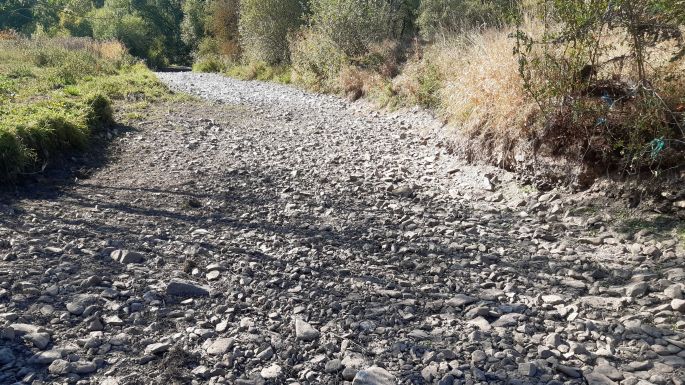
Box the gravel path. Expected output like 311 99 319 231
0 72 684 385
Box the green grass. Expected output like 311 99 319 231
0 37 170 181
193 55 291 84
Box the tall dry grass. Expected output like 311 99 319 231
434 28 538 139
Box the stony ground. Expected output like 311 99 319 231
1 72 685 385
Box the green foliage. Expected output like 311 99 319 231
417 0 517 39
193 55 228 73
307 0 396 57
290 30 348 92
239 0 304 64
181 0 205 52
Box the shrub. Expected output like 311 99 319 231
290 30 348 92
417 0 517 39
239 0 304 64
515 0 685 169
307 0 396 57
193 55 228 73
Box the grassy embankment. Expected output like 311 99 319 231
0 34 170 181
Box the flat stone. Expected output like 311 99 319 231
626 282 649 298
110 249 144 264
295 318 319 341
585 372 618 385
671 298 685 313
144 342 170 355
48 359 73 375
542 294 564 305
593 364 623 381
166 279 210 297
260 363 283 379
206 337 233 355
325 359 344 373
445 294 478 307
26 332 50 350
29 350 62 364
556 364 581 378
72 361 97 374
352 366 395 385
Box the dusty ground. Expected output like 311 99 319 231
0 72 684 385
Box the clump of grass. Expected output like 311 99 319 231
0 36 168 181
225 61 292 84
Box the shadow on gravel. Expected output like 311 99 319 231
0 122 137 204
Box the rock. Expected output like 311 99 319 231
585 372 618 385
542 294 564 305
295 318 319 341
110 249 144 264
206 337 233 355
352 366 395 385
545 333 562 347
72 361 97 374
626 282 649 298
256 346 273 361
48 359 73 375
342 367 358 381
556 364 581 378
471 350 487 364
0 347 14 364
438 374 455 385
29 350 62 364
144 342 170 355
593 364 623 381
260 364 283 379
325 359 343 373
518 362 537 376
671 299 685 313
664 284 682 299
446 294 478 307
206 270 221 281
26 332 50 349
166 279 210 297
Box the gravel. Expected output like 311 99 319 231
0 71 683 384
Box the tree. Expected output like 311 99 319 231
180 0 205 52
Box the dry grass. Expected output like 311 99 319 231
433 28 538 140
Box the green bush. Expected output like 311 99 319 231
239 0 304 64
290 30 348 92
417 0 516 39
193 55 228 73
307 0 396 57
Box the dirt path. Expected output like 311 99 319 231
0 72 683 385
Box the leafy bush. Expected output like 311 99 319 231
239 0 304 64
290 30 348 92
417 0 517 39
193 55 228 73
307 0 397 57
